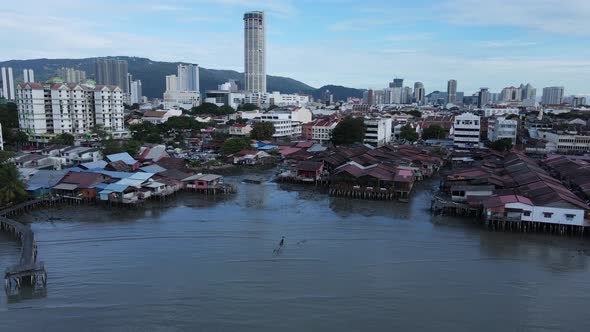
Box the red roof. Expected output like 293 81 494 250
295 141 314 148
483 195 533 208
58 172 107 189
235 150 259 156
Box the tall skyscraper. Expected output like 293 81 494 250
166 75 178 92
478 88 490 108
447 79 457 104
95 58 129 93
58 67 87 83
23 69 34 83
1 67 15 100
413 82 425 105
177 64 200 92
244 11 266 93
520 83 536 107
130 80 142 104
542 86 564 105
401 86 413 104
390 78 403 88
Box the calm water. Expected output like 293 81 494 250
1 174 590 331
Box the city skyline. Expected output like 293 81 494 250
0 0 589 95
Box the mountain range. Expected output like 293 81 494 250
0 56 364 102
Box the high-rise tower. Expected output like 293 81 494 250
244 11 266 93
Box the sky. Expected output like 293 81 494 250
1 0 589 95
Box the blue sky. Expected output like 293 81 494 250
1 0 589 95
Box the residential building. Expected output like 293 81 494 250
487 117 518 144
542 86 564 105
177 64 199 92
453 112 480 148
130 79 142 104
385 87 402 104
204 90 246 109
243 92 309 108
390 78 403 88
142 109 183 124
373 90 385 105
413 82 425 105
57 67 87 83
447 79 457 104
303 118 338 143
16 82 125 141
252 107 312 138
401 87 413 104
244 11 266 93
520 83 536 107
364 117 393 146
95 58 129 93
323 89 334 106
23 69 34 83
228 124 252 136
455 92 464 105
571 96 587 107
478 88 490 108
1 67 15 100
501 86 522 102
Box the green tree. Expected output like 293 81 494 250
221 137 252 155
421 125 446 140
331 117 366 145
51 133 75 145
490 138 513 152
124 140 142 156
400 124 419 142
406 110 422 118
267 104 280 111
238 103 258 112
101 139 124 156
250 122 275 140
0 152 27 205
218 105 236 115
15 131 29 149
190 102 219 115
130 122 161 141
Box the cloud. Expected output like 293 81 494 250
384 33 433 42
443 0 590 36
479 40 539 48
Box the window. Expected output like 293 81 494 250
543 212 553 218
523 211 531 217
565 214 575 221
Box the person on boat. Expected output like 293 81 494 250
274 236 285 255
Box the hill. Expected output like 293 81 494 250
313 85 365 101
0 57 361 100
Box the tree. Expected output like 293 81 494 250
250 122 275 140
101 139 124 156
421 125 446 140
130 122 161 141
0 152 27 205
190 102 219 115
15 131 29 149
124 140 142 156
218 105 236 115
51 133 75 145
490 138 513 152
406 110 422 118
238 103 258 112
91 125 109 141
331 117 366 145
221 137 253 155
400 124 419 142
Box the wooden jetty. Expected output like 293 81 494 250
329 185 405 202
1 200 48 295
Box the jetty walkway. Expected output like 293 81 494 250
1 199 48 295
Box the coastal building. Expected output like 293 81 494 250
452 112 480 148
244 11 266 93
16 82 125 141
1 67 15 100
57 67 87 83
487 117 518 144
95 58 129 93
302 118 338 143
542 86 564 105
364 117 393 146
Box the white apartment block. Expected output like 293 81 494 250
204 90 246 109
487 117 518 144
163 90 201 109
453 112 481 148
244 92 309 108
364 117 393 146
16 83 124 142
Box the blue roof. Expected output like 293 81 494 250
258 145 279 151
80 160 108 170
100 183 129 193
83 169 134 179
129 172 154 180
26 170 68 191
106 152 137 165
140 164 167 174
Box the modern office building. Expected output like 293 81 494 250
244 11 266 93
478 88 490 108
389 78 403 88
1 67 15 100
95 58 129 93
520 83 536 107
401 87 413 104
413 82 425 105
163 64 201 109
542 86 565 105
447 79 457 104
130 80 142 104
